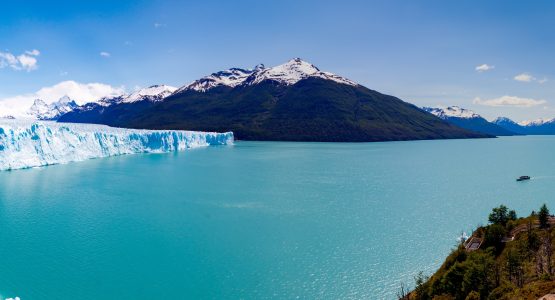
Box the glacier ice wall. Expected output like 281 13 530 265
0 120 233 171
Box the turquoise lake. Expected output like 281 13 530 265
1 136 554 299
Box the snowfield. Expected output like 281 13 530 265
0 120 233 171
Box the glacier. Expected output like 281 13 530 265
0 120 233 171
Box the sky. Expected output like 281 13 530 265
1 0 555 121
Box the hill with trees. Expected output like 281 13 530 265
399 204 555 300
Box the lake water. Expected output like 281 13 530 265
0 136 554 299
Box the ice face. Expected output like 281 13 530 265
0 120 234 171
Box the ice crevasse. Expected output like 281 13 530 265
0 120 234 171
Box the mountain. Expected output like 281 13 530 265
28 96 79 120
422 106 516 136
493 117 555 135
492 117 528 134
59 58 490 142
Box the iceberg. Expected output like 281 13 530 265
0 120 233 171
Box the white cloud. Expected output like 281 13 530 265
25 49 40 56
100 51 111 57
154 23 166 28
539 78 548 84
0 49 40 71
514 73 534 82
473 95 547 107
475 64 494 72
0 80 125 117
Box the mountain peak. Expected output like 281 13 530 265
245 58 322 86
283 57 320 71
58 95 72 104
493 117 516 124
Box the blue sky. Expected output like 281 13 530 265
1 0 555 121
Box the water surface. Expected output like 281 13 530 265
0 137 554 299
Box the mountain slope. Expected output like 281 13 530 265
423 106 516 136
493 117 528 134
59 59 490 142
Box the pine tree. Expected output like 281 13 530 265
539 204 550 229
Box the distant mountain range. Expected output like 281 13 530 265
422 106 517 136
421 106 555 136
493 117 555 135
55 58 488 142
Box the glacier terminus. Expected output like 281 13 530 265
0 120 234 171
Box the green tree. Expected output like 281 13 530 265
527 220 540 252
506 247 524 287
440 262 466 296
484 224 506 254
539 204 550 229
489 205 511 226
413 271 430 300
508 209 517 221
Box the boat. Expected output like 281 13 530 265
516 176 531 181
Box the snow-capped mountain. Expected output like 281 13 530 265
28 96 79 120
178 58 357 93
423 106 516 136
423 106 481 119
60 58 488 142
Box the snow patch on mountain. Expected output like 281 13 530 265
178 68 257 93
122 85 177 103
423 106 481 119
0 120 233 171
